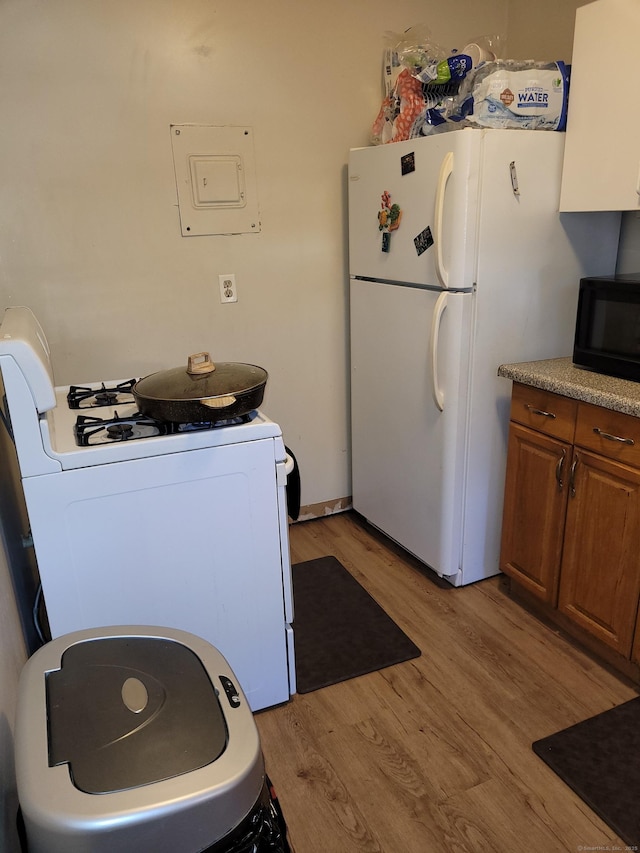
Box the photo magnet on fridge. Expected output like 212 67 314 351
401 152 416 175
414 226 434 256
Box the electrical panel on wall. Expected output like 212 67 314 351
170 125 261 237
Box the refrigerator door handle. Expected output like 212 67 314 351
430 291 448 411
434 152 454 289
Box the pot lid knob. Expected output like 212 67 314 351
187 352 216 375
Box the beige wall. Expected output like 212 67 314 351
0 2 597 850
505 0 591 60
0 0 593 513
0 0 509 514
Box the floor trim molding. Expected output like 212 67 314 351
294 496 352 522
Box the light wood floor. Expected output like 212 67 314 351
255 511 638 853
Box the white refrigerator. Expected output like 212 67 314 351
348 128 620 587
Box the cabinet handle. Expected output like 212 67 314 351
592 427 634 446
555 447 566 491
525 404 556 419
569 453 579 498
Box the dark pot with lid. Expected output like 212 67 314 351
132 352 268 423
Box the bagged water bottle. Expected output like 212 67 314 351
458 60 569 131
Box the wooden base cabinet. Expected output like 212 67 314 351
559 449 640 657
500 423 569 605
500 384 640 679
500 383 577 604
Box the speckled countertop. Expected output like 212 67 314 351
497 357 640 418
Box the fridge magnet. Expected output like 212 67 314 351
414 226 434 256
378 191 402 253
401 152 416 176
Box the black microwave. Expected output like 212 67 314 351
573 274 640 382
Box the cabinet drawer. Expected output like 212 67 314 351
510 383 577 442
575 403 640 467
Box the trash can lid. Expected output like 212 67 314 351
46 636 228 794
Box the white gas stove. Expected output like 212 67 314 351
0 307 295 711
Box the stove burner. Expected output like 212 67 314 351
67 380 137 410
95 390 119 406
74 411 170 446
106 422 134 439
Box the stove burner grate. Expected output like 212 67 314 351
73 410 254 446
67 380 138 410
74 411 171 446
170 413 253 432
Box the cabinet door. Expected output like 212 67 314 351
500 422 570 605
559 449 640 656
560 0 640 212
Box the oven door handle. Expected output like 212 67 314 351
284 447 300 521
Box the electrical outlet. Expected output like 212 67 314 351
219 274 238 303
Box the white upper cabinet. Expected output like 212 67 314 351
560 0 640 212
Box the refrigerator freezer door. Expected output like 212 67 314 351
348 131 480 289
350 278 473 577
